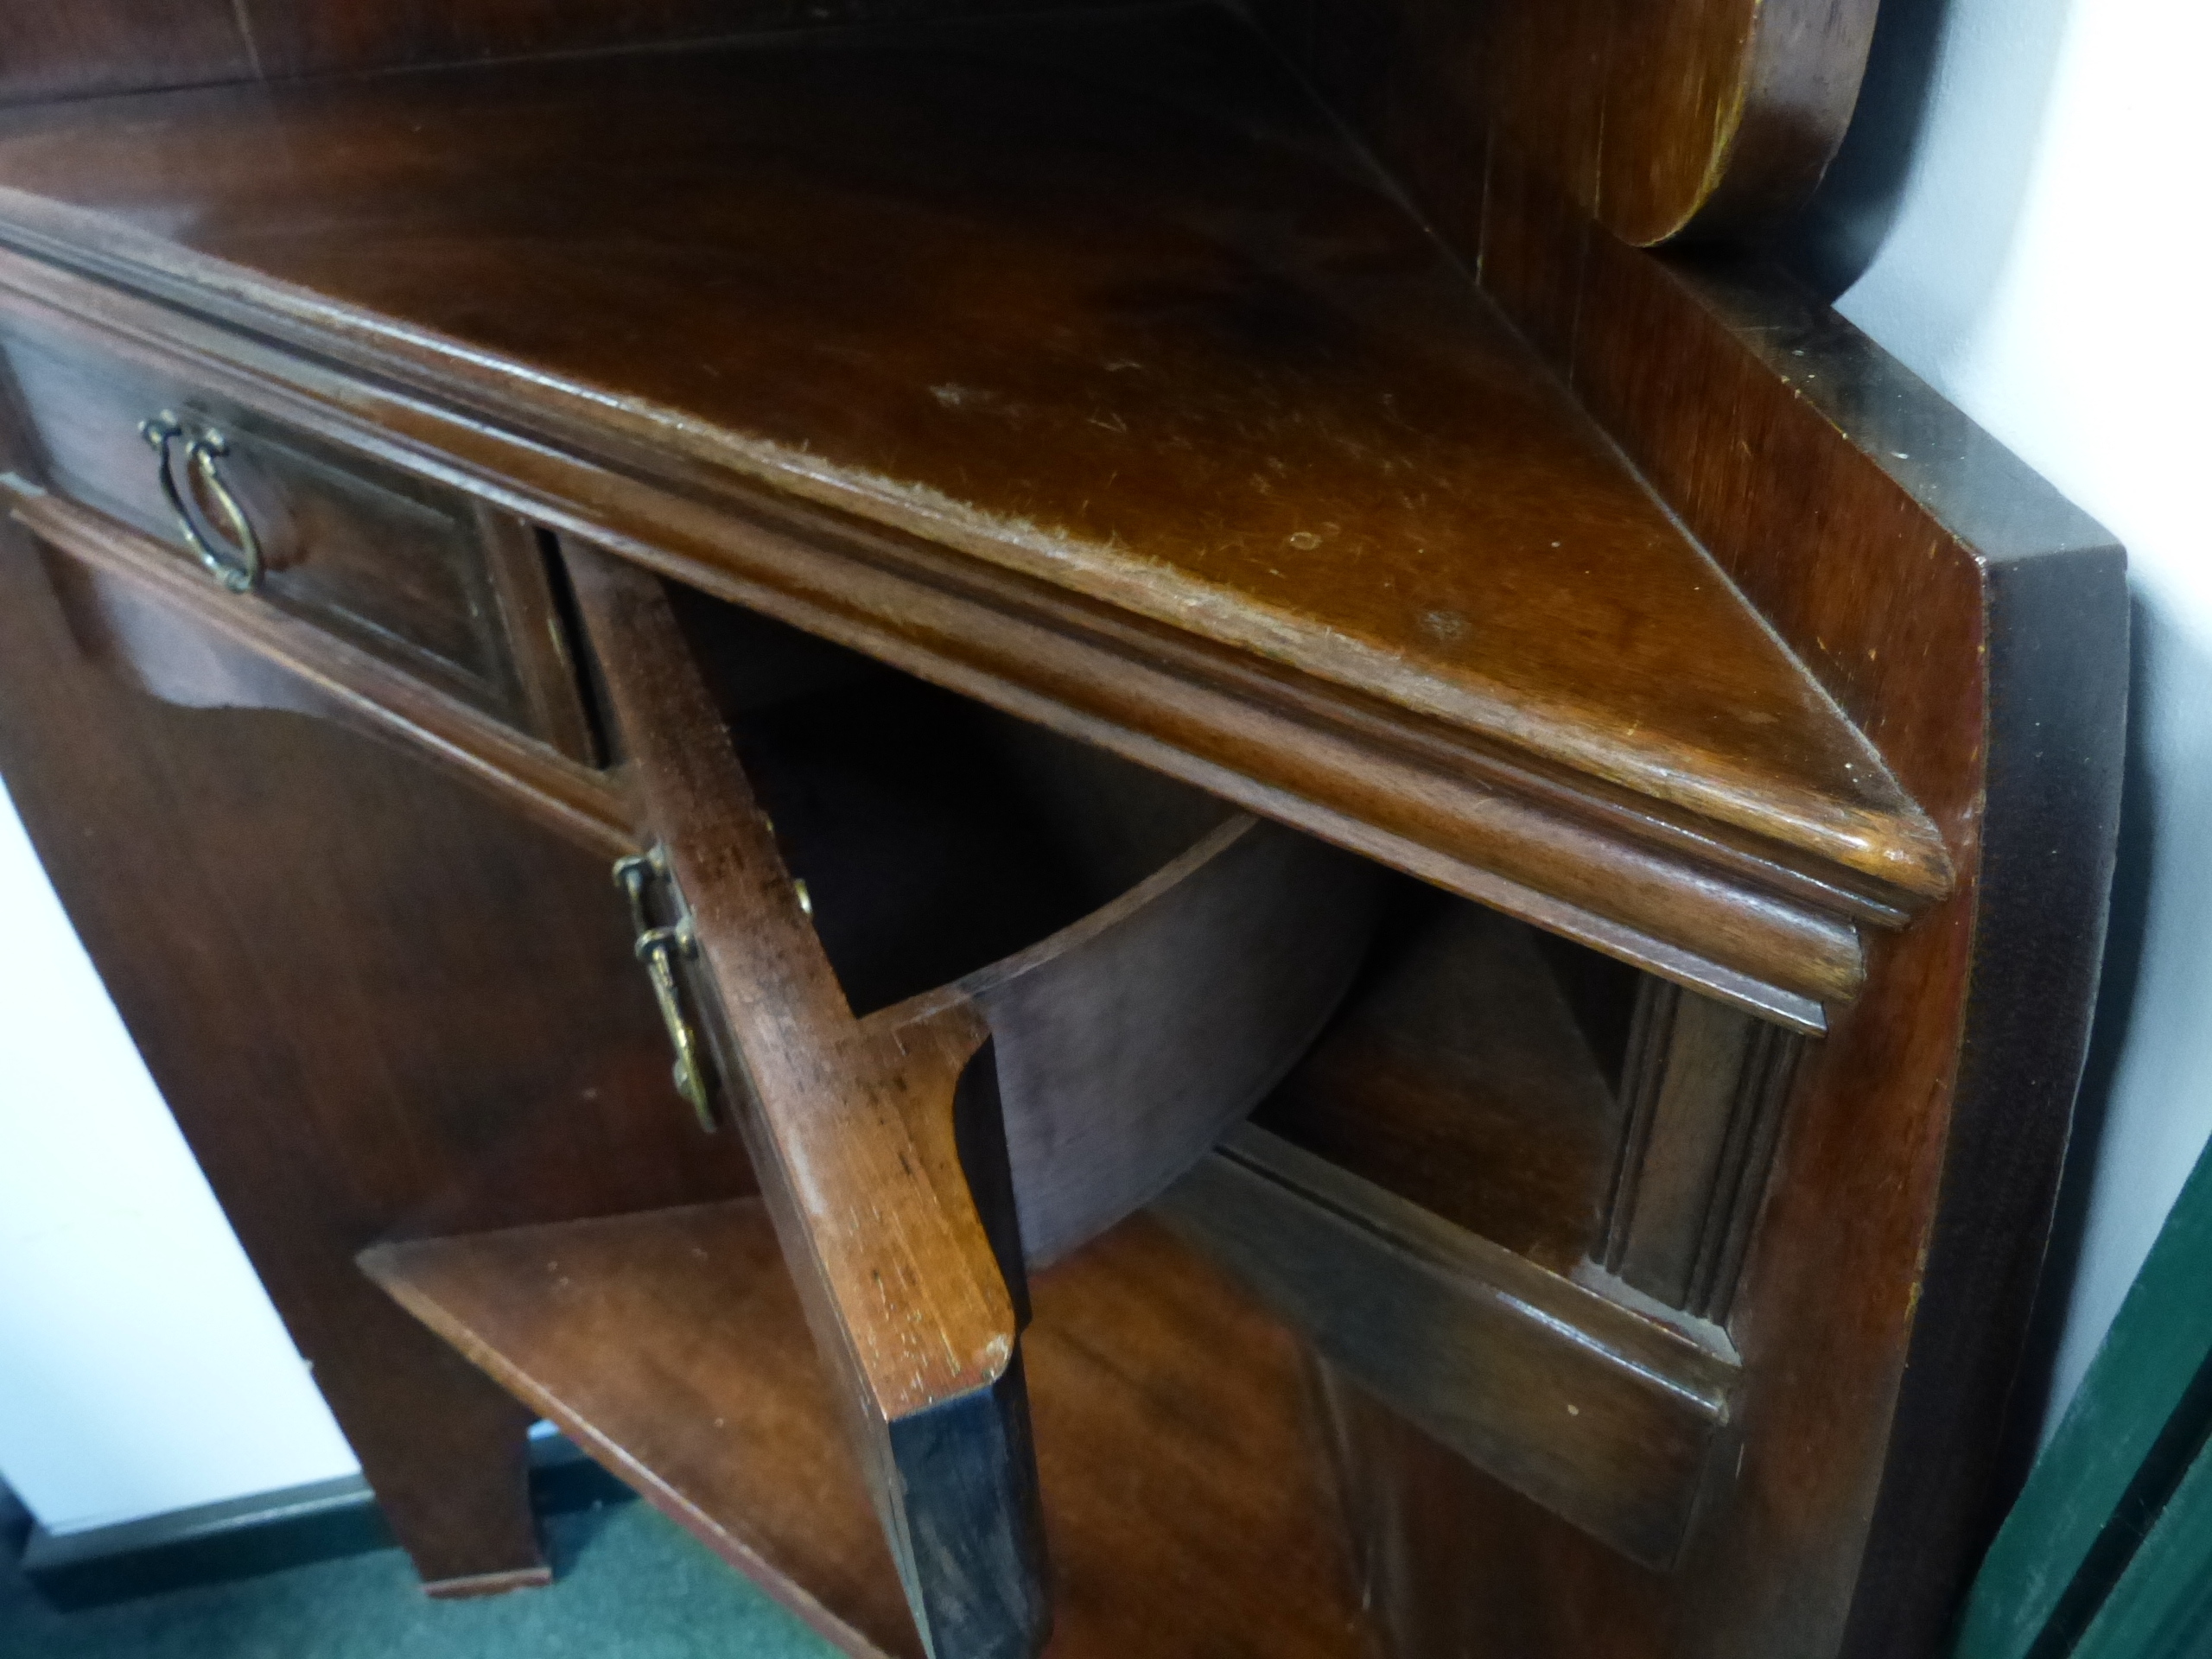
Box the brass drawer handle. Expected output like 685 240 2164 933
140 410 264 594
614 849 715 1131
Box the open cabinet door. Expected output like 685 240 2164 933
562 543 1049 1659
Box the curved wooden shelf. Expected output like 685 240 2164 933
0 3 1946 1027
361 1203 1371 1659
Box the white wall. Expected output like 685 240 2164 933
0 778 359 1534
1833 0 2212 1427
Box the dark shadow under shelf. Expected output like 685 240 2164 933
662 585 1236 1017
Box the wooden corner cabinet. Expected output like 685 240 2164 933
0 3 2124 1658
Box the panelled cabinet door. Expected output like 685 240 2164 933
563 543 1049 1659
561 542 1385 1658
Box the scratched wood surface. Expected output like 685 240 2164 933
1246 3 2131 1651
0 9 1944 909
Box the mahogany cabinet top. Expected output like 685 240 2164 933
0 5 1944 1017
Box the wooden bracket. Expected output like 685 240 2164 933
1601 981 1806 1322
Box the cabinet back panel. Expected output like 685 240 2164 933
0 0 1148 105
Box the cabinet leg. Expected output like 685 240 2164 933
307 1289 547 1594
0 542 746 1596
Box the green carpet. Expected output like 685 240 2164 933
0 1501 840 1658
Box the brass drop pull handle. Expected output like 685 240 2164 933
613 848 715 1132
140 410 264 594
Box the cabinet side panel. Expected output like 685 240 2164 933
1243 10 2125 1653
0 515 754 1580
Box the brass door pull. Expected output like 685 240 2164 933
636 921 712 1131
614 858 716 1132
614 849 715 1131
141 410 264 593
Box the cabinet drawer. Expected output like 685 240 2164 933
0 308 593 759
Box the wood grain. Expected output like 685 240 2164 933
364 1201 1376 1659
0 507 756 1588
0 9 1953 1024
950 812 1384 1264
0 245 1872 1023
567 543 1046 1659
0 295 594 751
569 543 1384 1649
1502 0 1879 245
583 547 1385 1268
477 506 599 765
1602 980 1803 1320
0 0 1875 244
0 7 2127 1652
0 16 1922 883
1254 890 1624 1274
372 1200 921 1656
239 0 1101 83
0 2 251 105
1239 12 2132 1648
1158 1128 1737 1569
0 0 1128 105
4 476 629 861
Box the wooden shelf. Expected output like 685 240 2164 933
1209 894 1741 1569
360 1203 1371 1659
1157 1126 1736 1572
1256 887 1628 1274
0 3 1946 1024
